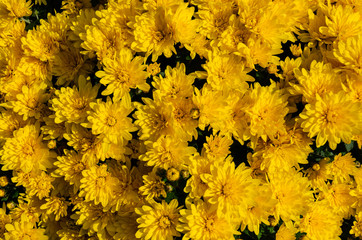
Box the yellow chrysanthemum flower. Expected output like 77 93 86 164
52 45 93 86
5 215 48 240
328 152 356 183
40 196 69 221
201 52 254 93
300 91 362 150
0 124 55 173
21 27 59 63
201 159 260 217
292 60 342 103
350 211 362 238
322 182 356 218
4 82 49 121
27 171 54 200
106 160 140 212
50 76 99 124
63 124 110 165
177 199 239 240
134 92 175 141
268 169 314 222
253 122 312 173
53 149 92 194
169 98 199 142
80 15 129 61
319 4 362 42
0 0 32 29
0 108 28 140
71 199 118 239
184 155 210 199
140 135 196 170
152 63 194 102
305 158 331 189
334 35 362 75
300 201 343 240
202 133 233 161
135 199 181 240
139 171 166 201
275 223 297 240
95 48 149 103
85 97 137 145
192 84 231 132
131 3 198 61
79 164 120 208
246 82 289 142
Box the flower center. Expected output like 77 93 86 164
23 144 34 156
106 116 117 127
159 216 171 229
326 109 338 124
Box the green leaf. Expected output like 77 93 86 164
345 141 354 152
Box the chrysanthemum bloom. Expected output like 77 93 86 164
69 8 97 49
53 150 91 194
0 108 28 140
96 48 149 103
0 0 32 28
305 158 331 189
0 205 11 238
79 164 119 208
334 35 362 75
134 92 174 141
319 4 362 42
71 200 118 239
268 169 314 222
152 63 194 102
139 171 166 201
112 212 139 240
80 5 134 61
50 76 99 124
201 159 259 217
322 182 356 218
184 155 211 199
27 171 54 200
300 91 362 150
52 45 93 86
0 124 55 173
5 215 48 240
135 199 181 240
131 3 198 61
85 97 137 145
5 82 49 121
21 27 59 64
196 3 234 41
292 60 342 103
177 199 239 240
202 133 233 161
275 223 297 240
300 201 343 240
192 84 231 132
328 153 356 183
201 52 254 93
246 82 289 143
40 196 69 221
140 135 196 170
240 184 277 235
350 211 362 238
253 123 312 173
63 124 115 165
107 161 140 212
169 98 199 142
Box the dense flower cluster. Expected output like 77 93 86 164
0 0 362 239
